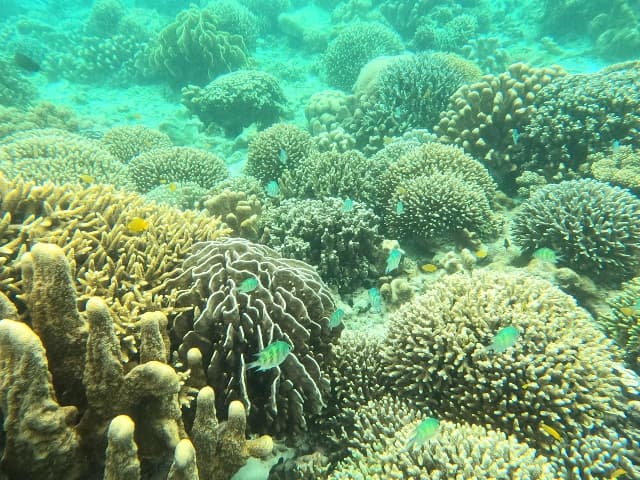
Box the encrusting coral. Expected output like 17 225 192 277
172 238 339 436
381 270 640 477
0 243 273 479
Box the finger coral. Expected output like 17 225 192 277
512 179 640 282
173 238 338 436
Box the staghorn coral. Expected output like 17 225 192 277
101 125 173 163
280 149 386 207
0 175 230 360
0 101 79 138
512 179 640 282
589 144 640 193
182 70 287 136
434 63 567 184
602 276 640 371
172 238 338 436
514 62 640 181
202 189 262 240
322 22 403 91
259 197 383 292
0 128 128 187
379 142 500 243
328 395 558 479
348 52 481 154
127 146 229 193
381 270 640 477
245 123 315 184
145 6 248 87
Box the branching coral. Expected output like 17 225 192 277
381 270 640 477
145 5 248 87
512 179 640 282
589 144 640 193
0 102 79 138
101 125 172 163
259 197 383 292
172 238 338 436
182 70 287 136
127 146 229 193
603 276 640 371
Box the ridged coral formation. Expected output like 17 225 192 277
381 270 640 477
101 125 172 163
182 70 287 136
348 52 481 153
322 22 403 91
435 63 567 184
127 146 229 193
0 128 127 187
515 62 640 181
145 6 248 87
280 149 386 206
589 144 640 193
245 123 315 183
379 142 500 243
259 197 383 292
172 238 338 435
512 179 640 282
328 395 558 479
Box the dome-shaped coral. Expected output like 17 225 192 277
512 179 640 282
101 125 172 163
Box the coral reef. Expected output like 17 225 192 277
172 238 338 436
145 6 248 87
381 270 640 477
127 146 229 193
245 123 315 184
589 144 640 193
603 276 640 371
322 22 403 91
0 102 79 138
208 0 261 49
435 63 567 185
259 197 383 292
101 125 173 163
379 142 501 243
348 52 481 153
305 90 356 152
182 70 287 136
202 188 262 239
0 128 127 187
512 179 640 282
0 57 36 107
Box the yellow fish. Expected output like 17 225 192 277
168 182 177 192
78 174 95 184
127 217 149 233
421 263 438 273
159 178 167 184
539 423 562 442
475 249 488 259
610 468 627 479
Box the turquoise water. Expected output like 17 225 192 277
1 1 640 479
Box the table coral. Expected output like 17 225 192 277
512 179 640 283
381 270 640 477
172 238 338 436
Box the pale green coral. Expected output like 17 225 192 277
589 144 640 193
603 276 640 371
101 125 172 163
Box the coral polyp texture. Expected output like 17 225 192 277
127 146 229 193
101 125 173 163
145 5 248 87
172 238 338 436
603 276 640 372
182 70 287 136
381 270 640 477
589 144 640 193
435 63 567 184
512 179 640 282
379 142 501 243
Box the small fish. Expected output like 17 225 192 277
619 299 640 317
396 186 407 196
385 248 402 274
421 263 438 273
342 198 354 213
14 52 40 72
612 139 621 153
475 248 488 259
533 247 561 264
487 325 519 353
265 180 280 198
395 201 405 216
168 182 177 192
504 237 511 251
539 423 562 442
238 277 260 293
407 417 440 449
159 178 167 184
78 173 95 184
512 128 519 145
611 468 627 479
278 148 288 164
127 217 149 233
247 340 292 371
329 308 345 329
368 287 382 314
522 381 537 390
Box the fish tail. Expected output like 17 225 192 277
246 360 261 370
